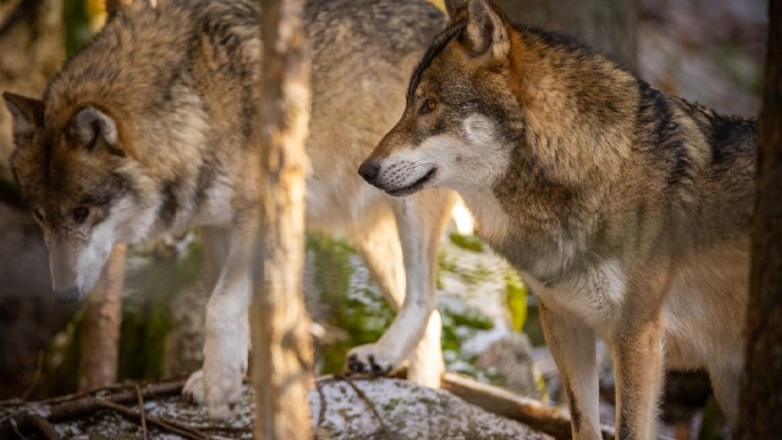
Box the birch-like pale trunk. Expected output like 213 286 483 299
252 0 314 438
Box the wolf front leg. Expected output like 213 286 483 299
539 302 602 440
347 194 449 385
348 210 444 387
613 315 664 440
183 219 257 420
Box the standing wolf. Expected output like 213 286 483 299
3 0 457 420
360 0 756 438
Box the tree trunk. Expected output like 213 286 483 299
78 244 127 391
494 0 638 71
251 0 314 438
736 0 782 437
0 0 63 183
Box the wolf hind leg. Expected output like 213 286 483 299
347 207 444 387
347 190 455 385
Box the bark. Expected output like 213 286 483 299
251 0 314 438
494 0 638 71
0 0 63 183
736 0 782 437
78 244 127 391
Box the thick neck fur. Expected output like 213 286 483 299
469 24 757 283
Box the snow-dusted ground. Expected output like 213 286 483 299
37 379 542 440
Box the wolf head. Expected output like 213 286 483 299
359 0 522 196
4 92 159 302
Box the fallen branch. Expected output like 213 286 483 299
134 384 149 440
441 372 616 440
93 400 207 440
0 380 188 439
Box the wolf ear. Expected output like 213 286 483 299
3 92 43 141
72 106 125 157
461 0 510 60
444 0 468 21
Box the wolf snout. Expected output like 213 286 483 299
54 286 82 303
358 160 380 184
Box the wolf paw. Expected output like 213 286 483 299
182 369 206 404
181 364 244 420
203 361 245 421
346 344 402 375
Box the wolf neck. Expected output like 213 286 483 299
458 27 642 282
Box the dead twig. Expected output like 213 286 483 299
93 400 208 440
134 384 148 440
313 380 329 439
192 425 253 433
6 413 58 440
21 351 45 402
335 374 389 438
41 379 185 407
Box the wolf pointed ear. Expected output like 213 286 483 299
3 92 44 141
72 106 125 157
461 0 510 60
444 0 468 21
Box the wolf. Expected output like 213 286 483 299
3 0 457 420
359 0 756 438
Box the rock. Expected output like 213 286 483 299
312 378 543 439
474 334 539 399
38 378 543 439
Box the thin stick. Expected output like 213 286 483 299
335 374 388 437
95 400 207 440
134 384 148 440
20 351 44 402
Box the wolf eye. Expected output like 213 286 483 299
73 206 90 224
420 99 437 115
33 208 45 223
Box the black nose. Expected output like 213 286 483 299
54 286 81 304
358 161 380 183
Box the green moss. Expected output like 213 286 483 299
448 232 484 253
118 238 204 381
458 263 493 284
308 233 395 374
504 270 528 333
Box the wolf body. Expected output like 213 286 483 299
360 0 756 438
4 0 457 420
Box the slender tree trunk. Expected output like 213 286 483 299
251 0 314 438
494 0 638 71
78 244 127 391
737 0 782 437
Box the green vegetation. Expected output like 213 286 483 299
504 270 528 333
449 232 484 253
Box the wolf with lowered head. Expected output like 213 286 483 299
360 0 756 438
4 0 457 421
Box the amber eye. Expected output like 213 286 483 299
33 208 45 223
73 206 90 224
420 98 437 115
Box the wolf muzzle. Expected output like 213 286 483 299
54 286 82 303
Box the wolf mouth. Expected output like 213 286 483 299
387 168 437 197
